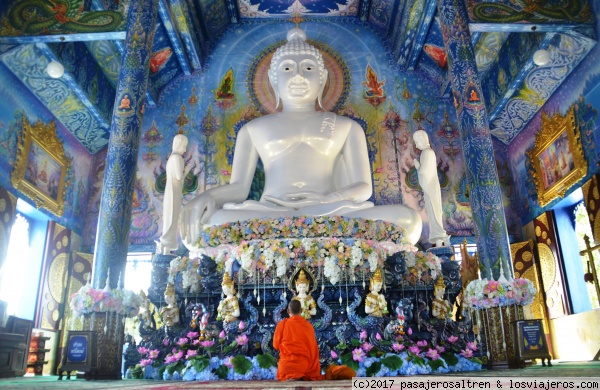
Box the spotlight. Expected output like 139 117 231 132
46 60 64 78
533 49 550 66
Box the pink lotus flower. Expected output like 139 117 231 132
235 334 248 346
352 348 365 362
148 349 159 359
446 335 458 344
360 330 367 340
139 358 153 367
426 348 440 360
239 321 245 330
192 339 201 346
467 341 477 351
460 348 473 358
137 346 149 355
186 331 199 339
392 343 404 352
407 328 413 335
375 333 382 341
185 349 198 359
163 338 170 346
417 340 428 347
176 337 189 346
164 354 179 364
435 345 445 354
199 340 215 348
408 345 420 354
331 350 338 359
223 357 234 368
219 330 226 339
174 350 184 360
362 342 374 352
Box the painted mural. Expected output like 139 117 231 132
0 62 93 234
466 0 592 24
110 20 475 249
508 0 600 224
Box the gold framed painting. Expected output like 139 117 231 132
529 106 587 207
11 116 69 216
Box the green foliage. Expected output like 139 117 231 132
222 341 237 355
191 356 210 373
379 340 392 346
214 364 230 379
380 355 403 371
130 365 143 379
340 352 359 372
351 339 362 347
257 353 277 369
471 357 483 364
366 362 382 377
408 351 425 367
442 352 459 366
427 358 446 371
167 361 185 375
232 355 252 375
158 365 167 378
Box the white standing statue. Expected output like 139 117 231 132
180 27 422 252
159 132 188 255
412 130 450 247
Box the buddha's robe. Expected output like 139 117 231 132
273 316 322 381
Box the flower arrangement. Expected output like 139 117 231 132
463 278 536 310
197 216 409 247
403 250 442 284
69 283 144 318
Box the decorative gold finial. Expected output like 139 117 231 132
371 268 383 283
165 282 175 297
295 269 309 286
435 276 445 290
222 272 234 287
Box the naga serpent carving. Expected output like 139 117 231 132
8 0 124 34
472 0 588 23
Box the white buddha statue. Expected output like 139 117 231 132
413 130 450 247
180 27 422 252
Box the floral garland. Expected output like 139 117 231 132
404 250 442 281
197 216 409 248
463 278 536 310
168 256 202 294
69 283 144 318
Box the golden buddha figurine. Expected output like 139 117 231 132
217 272 240 323
432 276 450 320
364 268 388 317
292 269 317 320
138 290 156 330
160 283 180 327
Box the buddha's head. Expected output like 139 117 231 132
164 283 177 306
172 131 188 155
295 269 310 294
434 276 445 299
369 268 383 293
413 130 430 151
222 272 236 295
268 27 329 109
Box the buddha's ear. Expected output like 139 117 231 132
317 69 329 109
269 72 281 110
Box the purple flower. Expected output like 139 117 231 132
176 337 189 346
163 338 170 346
362 342 374 352
331 350 338 359
239 321 245 330
408 345 420 355
223 357 234 368
186 331 199 339
416 340 428 347
164 354 179 364
435 345 445 354
219 330 226 339
137 346 149 355
139 358 153 367
375 333 382 341
407 328 413 335
467 341 478 351
174 350 184 360
352 348 365 362
185 349 198 359
148 349 159 359
360 330 367 340
446 335 458 344
199 340 215 348
426 348 440 360
460 348 473 358
235 334 248 346
392 343 404 352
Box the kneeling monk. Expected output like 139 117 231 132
273 300 321 381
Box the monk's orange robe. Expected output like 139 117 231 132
273 315 322 381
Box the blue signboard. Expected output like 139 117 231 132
67 335 88 363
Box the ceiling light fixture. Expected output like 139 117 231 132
46 60 65 78
533 49 550 66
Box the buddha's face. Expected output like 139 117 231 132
371 280 382 293
296 282 309 294
165 293 176 306
222 284 234 296
273 53 321 105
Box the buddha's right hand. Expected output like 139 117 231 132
180 193 216 244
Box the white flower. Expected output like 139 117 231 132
324 256 341 285
263 248 275 270
405 251 416 268
350 245 363 268
275 255 287 277
368 252 379 272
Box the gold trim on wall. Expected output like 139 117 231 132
11 116 71 216
528 107 587 207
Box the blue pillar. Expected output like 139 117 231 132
435 0 512 280
92 0 159 289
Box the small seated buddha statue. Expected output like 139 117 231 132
217 272 240 323
431 276 451 320
138 290 156 330
160 283 180 327
364 268 388 317
292 269 317 320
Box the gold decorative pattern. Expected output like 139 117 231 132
537 213 548 229
528 107 588 207
48 253 68 302
11 116 71 216
538 244 556 293
582 175 600 243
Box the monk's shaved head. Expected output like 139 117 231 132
288 299 302 315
